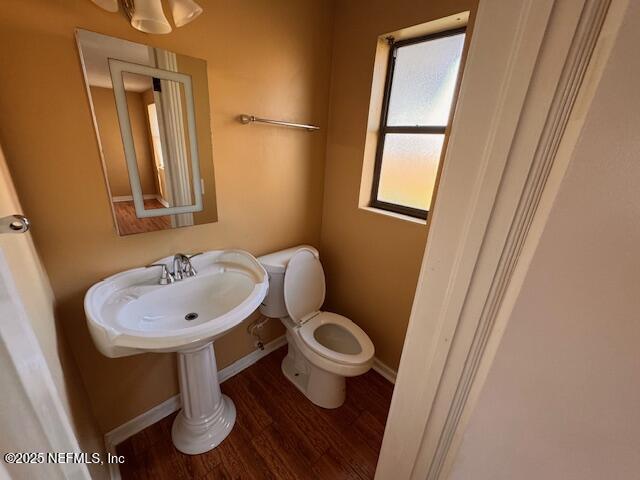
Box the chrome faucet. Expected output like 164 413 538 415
172 254 188 281
146 253 201 285
145 263 174 285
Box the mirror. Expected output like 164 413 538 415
76 29 217 235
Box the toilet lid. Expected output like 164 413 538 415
283 248 326 324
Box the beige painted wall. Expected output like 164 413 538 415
320 0 477 369
0 0 334 432
0 145 108 479
90 86 158 197
450 6 640 479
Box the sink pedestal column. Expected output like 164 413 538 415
171 342 236 454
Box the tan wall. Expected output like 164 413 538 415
0 145 108 479
0 0 334 432
321 0 477 369
450 7 640 479
90 86 158 197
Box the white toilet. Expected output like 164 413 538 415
258 245 374 408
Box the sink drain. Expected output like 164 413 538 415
185 312 199 321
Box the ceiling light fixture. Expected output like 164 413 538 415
89 0 203 34
130 0 172 34
167 0 203 28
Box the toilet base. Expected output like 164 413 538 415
282 340 346 409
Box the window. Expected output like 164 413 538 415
371 28 466 219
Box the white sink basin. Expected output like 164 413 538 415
85 249 268 357
84 249 268 455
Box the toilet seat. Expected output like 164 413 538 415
298 312 374 366
284 248 374 369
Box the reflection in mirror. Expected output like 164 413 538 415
76 29 217 236
122 74 196 210
110 60 203 220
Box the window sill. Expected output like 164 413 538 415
360 206 427 225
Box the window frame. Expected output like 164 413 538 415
370 27 467 220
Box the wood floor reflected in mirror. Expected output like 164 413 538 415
114 199 172 235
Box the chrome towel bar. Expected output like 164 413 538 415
0 214 30 234
239 114 319 132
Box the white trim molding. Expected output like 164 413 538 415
218 336 288 383
425 2 615 479
372 357 397 384
376 1 619 479
103 393 180 480
0 250 92 480
104 335 287 480
111 194 160 203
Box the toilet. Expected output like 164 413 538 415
258 246 374 408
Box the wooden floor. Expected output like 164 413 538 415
117 346 394 479
114 199 172 235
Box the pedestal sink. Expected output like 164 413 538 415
84 250 268 454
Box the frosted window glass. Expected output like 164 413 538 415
377 134 444 211
387 34 465 126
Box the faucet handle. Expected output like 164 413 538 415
183 253 202 277
146 263 174 285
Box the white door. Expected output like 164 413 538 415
0 147 90 480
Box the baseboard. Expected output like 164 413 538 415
112 194 159 203
218 336 287 383
105 441 122 480
104 335 287 479
372 357 397 384
104 394 181 452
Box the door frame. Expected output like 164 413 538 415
0 143 91 479
0 249 91 479
375 0 626 478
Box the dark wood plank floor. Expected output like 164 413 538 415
114 199 172 235
116 346 394 479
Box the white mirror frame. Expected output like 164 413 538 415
108 59 203 218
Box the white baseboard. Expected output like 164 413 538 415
105 441 121 480
104 394 181 453
372 357 397 384
112 194 160 203
218 336 287 383
104 335 287 479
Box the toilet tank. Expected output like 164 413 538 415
257 245 319 318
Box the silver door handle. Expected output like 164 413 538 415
0 215 30 234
